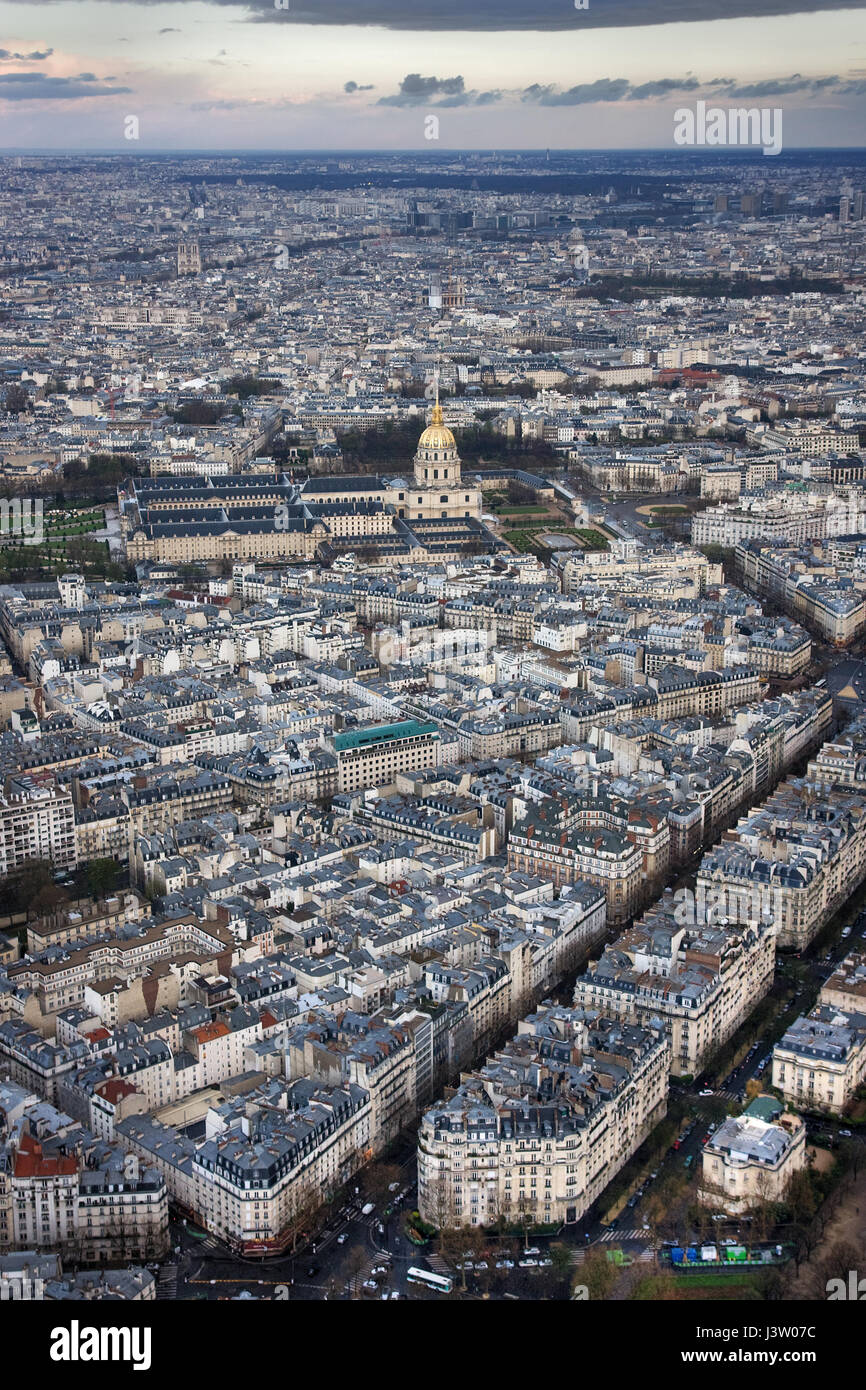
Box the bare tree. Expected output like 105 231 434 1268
579 1247 618 1301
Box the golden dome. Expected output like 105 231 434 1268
418 398 457 451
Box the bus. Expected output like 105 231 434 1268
406 1267 453 1294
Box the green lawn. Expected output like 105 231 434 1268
503 525 609 556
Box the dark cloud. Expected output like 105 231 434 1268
0 72 131 99
344 80 374 92
237 0 866 29
522 78 630 105
378 73 466 106
719 74 839 96
0 48 53 61
628 77 702 100
158 26 180 32
375 71 866 109
5 0 863 30
377 74 506 108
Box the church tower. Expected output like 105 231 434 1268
414 380 461 488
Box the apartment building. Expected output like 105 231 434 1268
330 719 440 793
694 498 827 549
698 1098 806 1214
0 1131 169 1262
736 541 866 646
121 770 234 835
118 1077 371 1255
458 711 562 761
648 666 763 721
0 783 76 877
697 780 866 951
348 793 497 864
3 914 235 1028
558 545 721 598
508 813 643 925
26 893 150 955
772 1005 866 1114
574 905 775 1077
417 1004 670 1228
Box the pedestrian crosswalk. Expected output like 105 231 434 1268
598 1227 650 1242
571 1242 656 1262
156 1264 178 1300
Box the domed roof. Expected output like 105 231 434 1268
418 399 456 452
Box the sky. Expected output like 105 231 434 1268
0 0 864 150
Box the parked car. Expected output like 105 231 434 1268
518 1258 538 1268
698 1088 714 1097
523 1246 540 1256
839 1129 853 1138
337 1233 349 1244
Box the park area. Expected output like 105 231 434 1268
0 504 118 580
504 525 610 557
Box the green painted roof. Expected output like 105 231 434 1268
744 1094 783 1122
333 719 439 752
